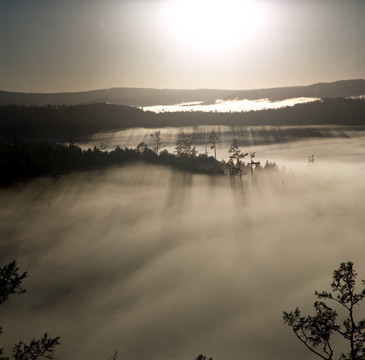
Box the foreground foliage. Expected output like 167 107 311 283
283 262 365 360
0 261 60 360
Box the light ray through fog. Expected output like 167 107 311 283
79 127 365 173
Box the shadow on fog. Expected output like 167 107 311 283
0 149 365 360
165 172 193 209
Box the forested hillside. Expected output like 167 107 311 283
0 98 364 142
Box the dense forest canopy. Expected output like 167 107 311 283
0 98 365 142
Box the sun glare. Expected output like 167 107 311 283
162 0 266 53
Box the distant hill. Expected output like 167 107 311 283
0 88 236 107
227 79 365 101
1 79 365 106
1 98 364 142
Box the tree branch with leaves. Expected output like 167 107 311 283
283 262 365 360
175 132 197 158
207 131 219 161
228 139 248 174
0 261 60 360
150 131 165 155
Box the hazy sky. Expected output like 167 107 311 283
1 0 364 92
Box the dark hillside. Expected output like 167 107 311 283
156 98 365 127
227 79 365 101
0 98 364 142
0 88 237 107
0 104 156 141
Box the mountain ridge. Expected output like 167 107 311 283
1 79 365 107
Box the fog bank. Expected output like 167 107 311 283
141 97 320 113
0 160 365 360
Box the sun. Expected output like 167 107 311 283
162 0 266 54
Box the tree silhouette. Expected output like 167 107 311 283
207 130 219 161
12 334 60 360
0 261 60 360
136 141 149 155
0 261 27 305
249 152 260 178
283 262 365 360
194 354 213 360
228 138 248 175
175 132 197 157
150 131 165 155
308 154 316 164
